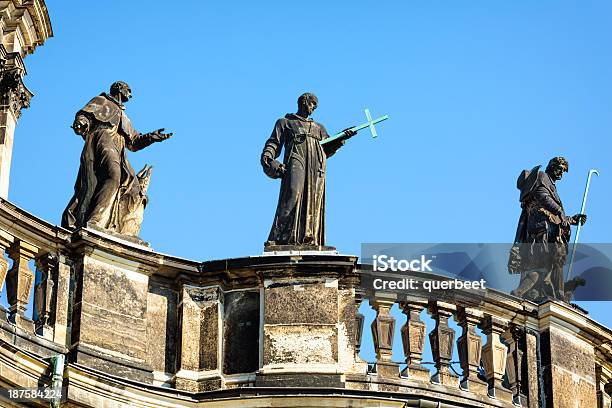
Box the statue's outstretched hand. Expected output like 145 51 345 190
149 128 173 142
572 214 587 226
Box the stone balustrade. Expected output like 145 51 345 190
0 197 610 407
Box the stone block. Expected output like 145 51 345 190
375 361 399 379
255 373 343 388
77 257 149 362
542 326 597 408
264 280 338 325
263 325 338 366
69 256 153 383
550 364 597 407
548 327 596 380
402 364 431 382
175 377 222 392
70 344 153 383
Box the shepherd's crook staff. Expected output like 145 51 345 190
566 169 599 280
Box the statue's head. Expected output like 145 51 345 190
546 156 569 181
110 81 132 103
297 92 318 117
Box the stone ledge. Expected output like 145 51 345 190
69 343 153 384
255 373 344 388
0 313 67 357
346 373 515 407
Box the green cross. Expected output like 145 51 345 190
320 108 389 146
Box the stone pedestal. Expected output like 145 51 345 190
256 255 359 388
539 301 599 408
175 284 224 392
69 250 153 383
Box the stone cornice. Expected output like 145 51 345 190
0 0 53 56
538 300 612 347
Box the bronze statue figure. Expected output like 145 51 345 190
261 93 355 249
508 157 587 302
62 81 172 238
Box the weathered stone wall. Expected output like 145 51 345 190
262 279 339 365
70 254 152 382
542 326 597 408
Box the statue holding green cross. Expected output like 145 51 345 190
320 108 389 146
260 92 388 250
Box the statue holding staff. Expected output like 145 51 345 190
508 157 587 302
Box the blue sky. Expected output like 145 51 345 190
6 1 612 360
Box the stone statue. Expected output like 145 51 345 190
62 81 172 238
508 157 587 302
261 93 355 249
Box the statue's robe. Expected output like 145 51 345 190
261 113 338 247
62 93 153 235
510 166 571 299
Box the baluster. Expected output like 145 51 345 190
34 253 57 339
370 297 398 378
399 299 429 381
355 294 365 356
6 239 38 330
479 315 512 401
428 301 457 386
503 325 527 405
456 306 487 394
